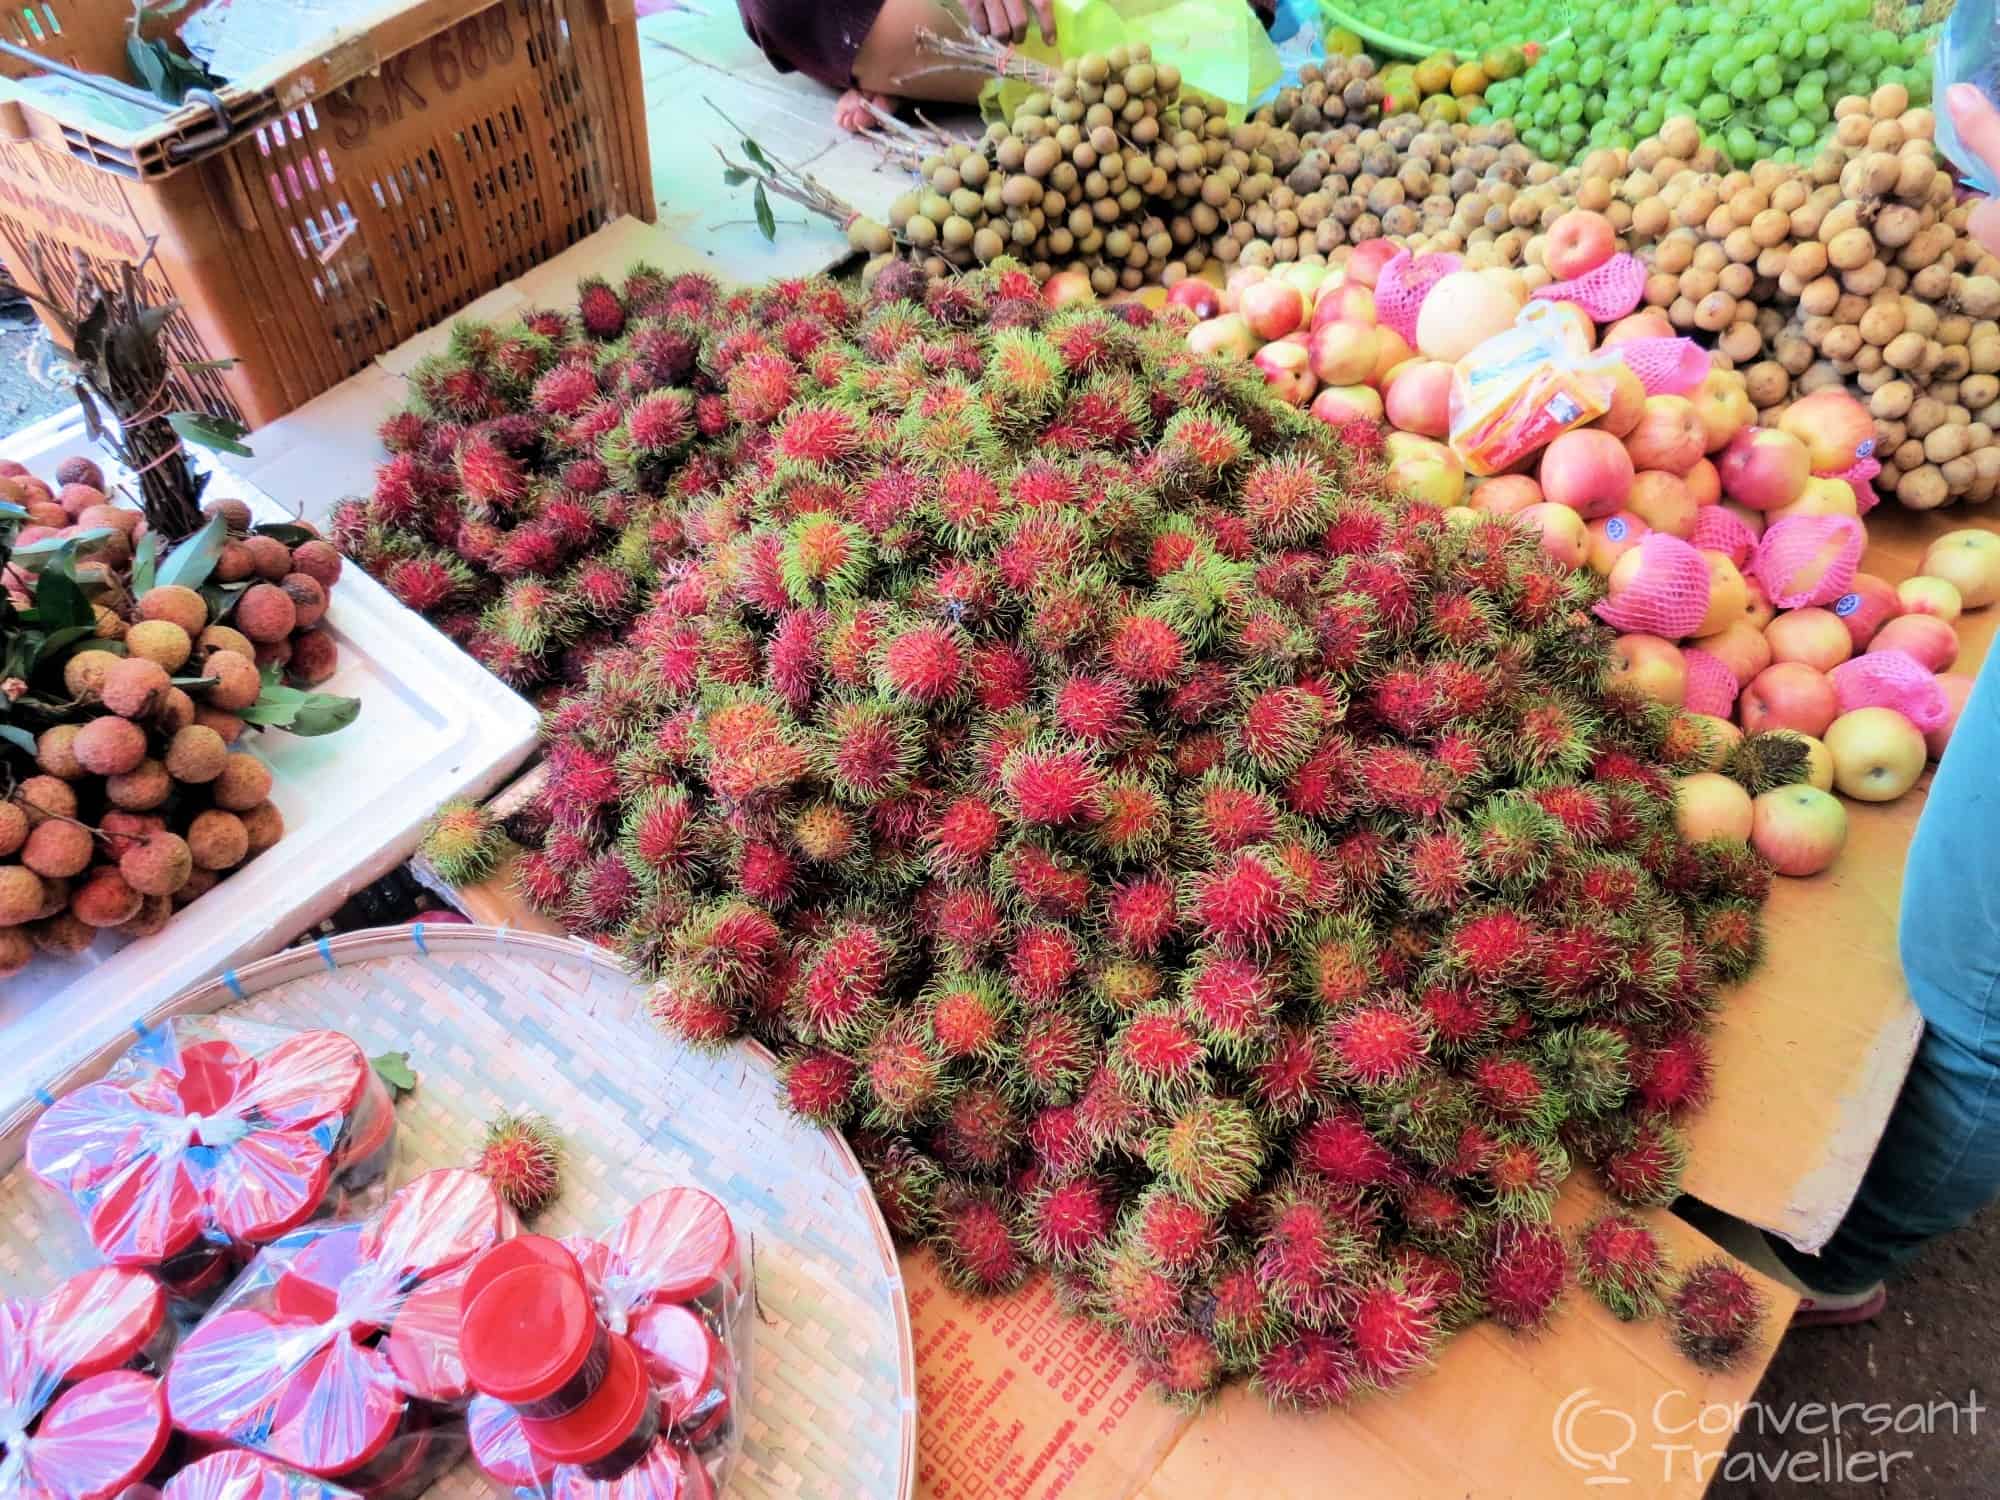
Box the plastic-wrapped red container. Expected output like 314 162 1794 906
461 1188 752 1497
25 1019 399 1296
165 1168 516 1491
161 1450 359 1500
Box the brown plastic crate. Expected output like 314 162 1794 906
0 0 652 427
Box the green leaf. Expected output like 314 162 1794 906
722 167 750 187
0 725 35 757
166 412 253 458
132 532 158 594
753 183 776 242
201 583 245 621
157 513 226 590
741 137 773 170
169 674 220 691
291 692 360 736
11 528 113 562
370 1050 418 1097
251 522 316 546
30 568 91 633
34 625 97 666
0 501 27 521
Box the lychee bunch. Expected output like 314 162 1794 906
368 256 1778 1411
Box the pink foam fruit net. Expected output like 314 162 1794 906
1682 647 1740 719
1691 503 1759 567
1532 252 1647 322
1828 651 1951 731
1592 532 1713 637
1373 250 1462 346
1749 515 1865 610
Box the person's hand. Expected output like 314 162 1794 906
1947 84 2000 254
966 0 1055 45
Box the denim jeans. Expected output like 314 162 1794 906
1771 644 2000 1294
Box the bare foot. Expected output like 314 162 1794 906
834 87 898 132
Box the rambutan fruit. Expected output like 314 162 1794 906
924 973 1010 1061
1007 925 1084 1009
1448 908 1541 982
1484 1136 1568 1218
476 1111 563 1216
382 555 472 613
816 697 922 803
1576 1210 1671 1321
861 1017 947 1128
1294 1107 1401 1191
1106 611 1187 686
1539 1024 1633 1116
1125 1187 1218 1272
1346 1275 1443 1387
576 277 627 339
1696 898 1763 982
1469 1052 1561 1132
1090 957 1166 1020
1186 847 1299 955
456 428 528 512
1483 1219 1570 1332
1417 982 1495 1056
794 920 892 1042
853 1131 943 1243
1400 1180 1480 1246
1595 1114 1688 1206
1181 951 1277 1061
418 799 505 884
1004 746 1104 828
775 401 863 466
1028 1102 1095 1179
931 1186 1028 1293
1208 1255 1285 1362
1633 1030 1713 1119
877 619 968 706
1245 1023 1327 1124
1328 1001 1432 1089
1399 827 1474 913
1093 1241 1187 1335
781 513 871 602
1143 1096 1263 1212
1146 1330 1223 1408
932 1081 1019 1175
1255 1185 1368 1323
1023 1175 1117 1265
1238 454 1330 543
1668 1258 1766 1370
649 962 736 1046
1232 685 1323 778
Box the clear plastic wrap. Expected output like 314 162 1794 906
26 1019 398 1300
161 1450 358 1500
1 1267 181 1500
164 1168 517 1496
461 1188 753 1500
1448 302 1617 476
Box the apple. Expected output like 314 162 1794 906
1742 575 1775 631
1596 363 1646 439
1240 279 1307 341
1693 370 1753 452
1695 620 1772 686
1470 474 1544 516
1674 771 1754 843
1609 632 1688 706
1764 607 1853 672
1919 530 2000 608
1927 673 1974 759
1751 784 1849 876
1042 268 1096 307
1829 572 1901 650
1624 396 1706 473
1253 340 1317 405
1866 613 1958 672
1692 713 1744 768
1188 314 1255 360
1684 457 1721 507
1627 470 1698 538
1586 512 1650 575
1696 552 1750 637
1601 309 1675 345
1779 387 1876 472
1346 238 1400 287
1766 475 1860 524
1721 502 1767 541
1166 279 1222 321
1311 281 1379 332
1740 662 1839 737
1545 208 1617 280
1274 261 1331 304
1519 501 1589 567
1384 432 1466 507
1370 327 1414 385
1541 428 1636 518
1823 707 1928 802
1309 321 1379 386
1784 731 1836 792
1896 575 1963 623
1716 427 1811 512
1309 384 1384 428
1222 264 1269 311
1383 359 1454 438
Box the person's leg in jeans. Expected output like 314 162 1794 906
1769 643 2000 1300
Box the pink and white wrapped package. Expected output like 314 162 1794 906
1609 338 1711 395
0 1289 174 1500
1750 515 1866 609
1823 453 1883 515
1828 652 1952 732
162 1451 358 1500
1593 533 1713 637
1683 648 1740 719
1531 252 1646 322
1691 503 1760 568
1373 250 1462 346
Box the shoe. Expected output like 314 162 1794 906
1791 1283 1888 1328
1675 1203 1889 1327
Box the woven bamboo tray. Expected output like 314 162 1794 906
0 925 916 1500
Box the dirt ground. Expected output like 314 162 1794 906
0 310 76 430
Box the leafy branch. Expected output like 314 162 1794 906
708 100 862 242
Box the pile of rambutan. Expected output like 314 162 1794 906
351 257 1788 1408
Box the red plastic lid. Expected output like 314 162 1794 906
459 1263 599 1406
25 1369 172 1500
460 1235 585 1311
273 1222 368 1326
34 1266 166 1381
383 1261 475 1402
680 1446 716 1500
629 1303 716 1419
86 1157 204 1266
467 1395 557 1487
161 1449 351 1500
519 1334 648 1467
263 1341 404 1476
246 1032 368 1127
208 1133 335 1246
351 1413 435 1497
169 1040 257 1115
358 1168 507 1281
607 1190 737 1305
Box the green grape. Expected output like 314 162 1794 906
1786 118 1817 146
1768 96 1800 126
1579 56 1605 86
1635 104 1665 134
1560 120 1587 146
1698 92 1731 122
1727 125 1758 160
1780 32 1805 60
1804 34 1829 60
1910 70 1932 104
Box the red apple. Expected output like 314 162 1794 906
1823 707 1927 802
1311 281 1379 332
1716 427 1810 511
1779 387 1876 472
1609 632 1688 706
1309 384 1384 428
1627 470 1698 538
1896 576 1963 623
1188 314 1255 360
1383 359 1454 438
1673 771 1754 843
1693 370 1753 452
1384 432 1465 507
1470 474 1544 517
1767 475 1860 524
1586 512 1650 575
1928 673 1974 759
1601 309 1675 345
1166 279 1222 320
1598 362 1647 439
1751 784 1848 876
1519 502 1589 567
1742 575 1775 631
1866 613 1958 672
1545 208 1617 280
1222 264 1269 312
1919 530 2000 608
1624 396 1706 473
1240 279 1306 342
1370 327 1414 385
1541 428 1636 518
1830 572 1901 650
1043 268 1096 307
1345 238 1400 287
1695 620 1772 686
1309 321 1378 386
1764 607 1853 672
1253 340 1317 406
1740 662 1839 737
1684 456 1721 507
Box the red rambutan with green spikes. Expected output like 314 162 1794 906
931 1186 1028 1293
1634 1030 1713 1119
780 1048 858 1123
1295 1107 1401 1191
1595 1113 1688 1206
1024 1175 1117 1265
1328 1001 1432 1089
1576 1210 1671 1321
1347 1275 1443 1386
1484 1219 1570 1332
1668 1258 1766 1370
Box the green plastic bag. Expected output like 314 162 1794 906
984 0 1281 123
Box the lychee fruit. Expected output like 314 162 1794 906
290 540 343 590
101 658 170 719
214 541 256 583
164 725 228 784
35 725 82 780
55 456 104 489
105 759 171 811
70 867 142 928
118 894 172 938
15 776 76 825
0 866 46 925
199 625 255 661
203 651 262 711
31 911 94 955
137 585 208 636
204 497 252 531
187 810 250 870
242 535 293 580
22 821 93 879
239 801 285 856
0 804 25 858
152 687 194 735
476 1110 564 1216
279 573 328 629
0 927 30 975
124 620 191 671
287 630 339 686
234 583 298 643
194 706 246 745
120 833 193 897
62 651 115 701
174 868 220 908
72 716 148 776
212 753 274 812
97 812 164 861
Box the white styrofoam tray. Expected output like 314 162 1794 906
0 410 542 1110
